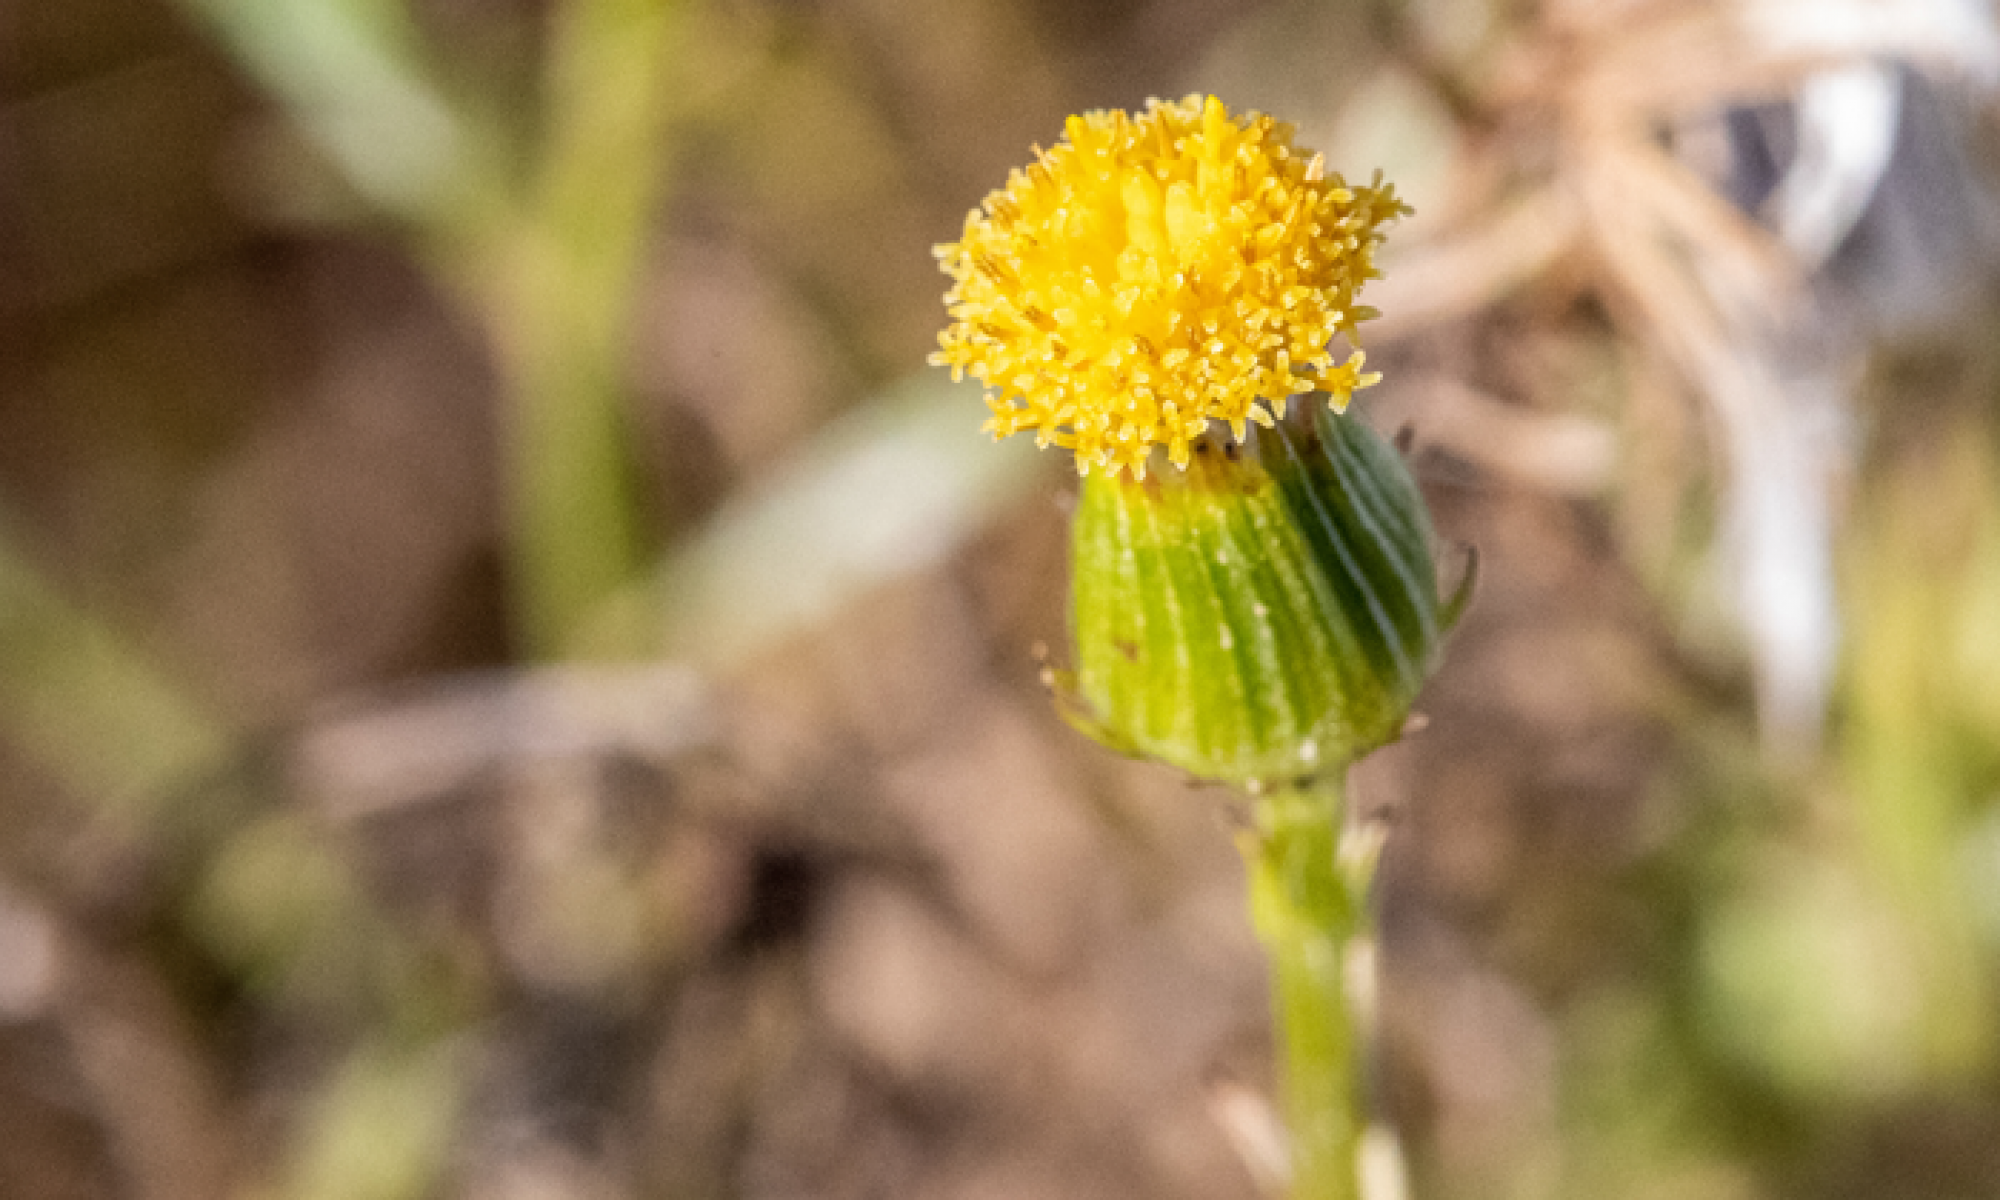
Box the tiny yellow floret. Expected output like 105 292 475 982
932 94 1409 478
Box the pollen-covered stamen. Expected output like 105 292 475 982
933 94 1408 479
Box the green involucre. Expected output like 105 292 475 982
1061 402 1464 785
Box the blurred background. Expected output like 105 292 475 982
6 0 2000 1197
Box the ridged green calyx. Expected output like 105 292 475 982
1059 401 1469 786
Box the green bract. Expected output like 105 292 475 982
1058 402 1469 786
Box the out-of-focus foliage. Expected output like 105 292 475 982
8 1 2000 1198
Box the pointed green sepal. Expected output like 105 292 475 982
1064 401 1455 785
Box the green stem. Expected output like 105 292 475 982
1242 777 1373 1200
491 0 686 661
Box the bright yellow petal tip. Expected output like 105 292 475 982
932 94 1409 478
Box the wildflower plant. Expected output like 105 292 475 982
936 95 1468 1200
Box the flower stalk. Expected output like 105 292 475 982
1245 778 1372 1200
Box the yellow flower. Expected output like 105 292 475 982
932 94 1409 478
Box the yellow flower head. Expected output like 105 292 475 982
932 94 1409 478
